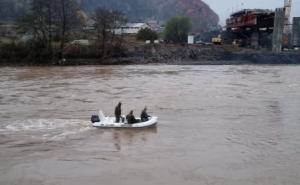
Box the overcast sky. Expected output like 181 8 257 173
203 0 300 25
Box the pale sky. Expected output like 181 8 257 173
203 0 300 25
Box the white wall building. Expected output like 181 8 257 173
114 23 150 35
188 35 195 44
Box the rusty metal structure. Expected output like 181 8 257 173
223 0 295 51
226 9 275 29
225 9 275 48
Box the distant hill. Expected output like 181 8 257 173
0 0 30 22
77 0 220 32
0 0 219 32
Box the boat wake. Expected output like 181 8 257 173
0 119 93 141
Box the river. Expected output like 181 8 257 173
0 65 300 185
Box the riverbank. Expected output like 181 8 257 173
1 44 300 66
64 45 300 65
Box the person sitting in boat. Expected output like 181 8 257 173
126 110 138 124
141 107 150 122
115 102 122 123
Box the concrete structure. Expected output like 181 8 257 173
225 9 275 48
282 0 292 47
114 23 150 35
222 0 294 50
292 17 300 47
154 40 160 44
272 8 285 52
0 24 17 38
283 0 292 34
71 40 90 46
188 35 195 44
226 9 274 29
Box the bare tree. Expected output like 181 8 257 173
94 8 112 57
55 0 80 59
93 7 126 58
20 0 53 51
32 0 47 46
110 10 127 44
46 0 53 54
20 0 80 60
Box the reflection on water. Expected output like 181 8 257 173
111 127 158 151
1 65 300 185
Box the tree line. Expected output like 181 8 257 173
19 0 79 60
1 0 193 64
14 0 128 62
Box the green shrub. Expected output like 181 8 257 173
164 16 192 43
136 28 158 42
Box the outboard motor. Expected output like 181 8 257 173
91 115 100 123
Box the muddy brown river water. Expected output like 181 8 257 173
0 65 300 185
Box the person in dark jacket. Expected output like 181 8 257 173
141 107 150 122
115 102 122 123
126 110 138 124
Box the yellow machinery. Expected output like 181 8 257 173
212 34 222 45
232 39 241 47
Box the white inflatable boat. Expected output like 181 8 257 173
91 111 158 128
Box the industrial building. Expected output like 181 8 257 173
225 9 275 48
113 23 150 35
223 0 299 52
293 17 300 47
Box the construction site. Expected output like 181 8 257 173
222 0 300 52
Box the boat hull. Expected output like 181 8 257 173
93 116 158 128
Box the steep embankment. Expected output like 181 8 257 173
118 45 300 65
60 45 300 66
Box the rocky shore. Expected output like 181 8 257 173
1 44 300 66
65 44 300 65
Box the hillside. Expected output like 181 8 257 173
0 0 219 32
78 0 219 32
0 0 30 22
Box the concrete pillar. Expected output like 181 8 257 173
292 17 300 47
251 32 259 49
284 0 292 34
272 8 285 53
